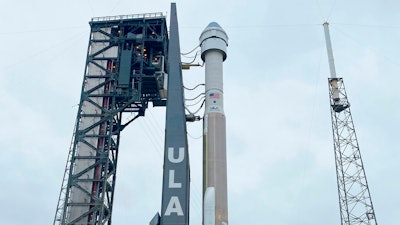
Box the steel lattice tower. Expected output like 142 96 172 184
328 78 378 225
324 22 378 225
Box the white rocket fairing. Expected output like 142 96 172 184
200 22 228 225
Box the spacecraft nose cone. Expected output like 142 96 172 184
199 21 228 43
202 22 226 34
199 21 228 61
206 22 222 29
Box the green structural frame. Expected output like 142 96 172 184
53 13 171 225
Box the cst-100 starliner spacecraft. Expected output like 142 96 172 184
200 22 229 225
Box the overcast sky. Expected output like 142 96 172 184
1 1 399 225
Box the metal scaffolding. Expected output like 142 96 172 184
53 13 169 225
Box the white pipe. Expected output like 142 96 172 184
323 22 337 79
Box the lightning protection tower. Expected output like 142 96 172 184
323 22 378 225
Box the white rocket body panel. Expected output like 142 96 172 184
200 22 228 225
205 51 224 114
204 187 216 225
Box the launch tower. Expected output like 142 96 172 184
53 4 191 225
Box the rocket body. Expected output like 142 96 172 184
200 22 228 225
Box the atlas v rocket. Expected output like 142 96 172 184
200 22 229 225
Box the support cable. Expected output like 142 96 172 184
110 0 123 13
185 93 205 101
185 96 205 107
139 119 164 159
185 99 205 115
0 30 87 101
332 25 400 68
326 0 338 21
181 45 200 55
182 51 200 64
332 23 400 28
1 30 87 72
314 0 326 21
182 50 201 58
0 26 86 35
184 83 205 91
53 120 79 225
145 110 165 147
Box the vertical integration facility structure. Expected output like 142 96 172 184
53 4 191 225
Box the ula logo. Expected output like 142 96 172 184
164 147 184 216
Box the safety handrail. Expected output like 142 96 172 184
91 12 164 22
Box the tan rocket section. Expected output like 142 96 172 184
204 113 228 225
